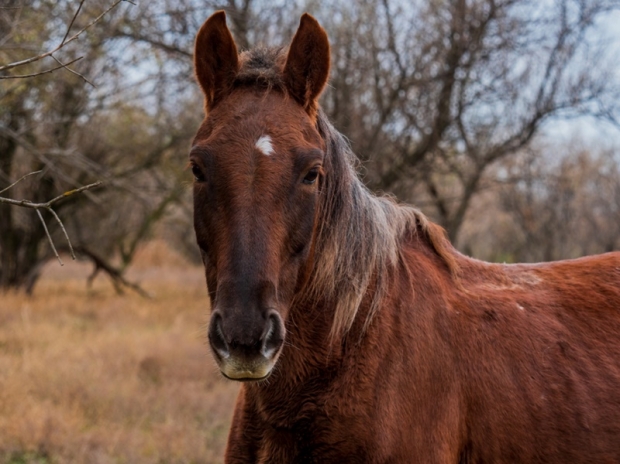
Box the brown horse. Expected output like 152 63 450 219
190 11 620 463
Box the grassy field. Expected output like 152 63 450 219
0 242 238 464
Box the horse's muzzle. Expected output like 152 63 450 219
208 309 285 380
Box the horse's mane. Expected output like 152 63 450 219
236 47 458 338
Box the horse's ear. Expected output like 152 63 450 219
284 14 330 115
194 11 239 110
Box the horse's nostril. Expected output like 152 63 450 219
208 313 230 359
261 313 284 358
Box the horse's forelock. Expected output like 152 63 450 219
234 47 287 91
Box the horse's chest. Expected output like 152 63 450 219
254 399 375 463
256 419 371 464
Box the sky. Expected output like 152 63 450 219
543 8 620 150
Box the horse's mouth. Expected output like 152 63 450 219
221 371 271 382
216 355 279 382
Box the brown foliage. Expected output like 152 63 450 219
0 242 237 463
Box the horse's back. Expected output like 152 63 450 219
454 252 620 462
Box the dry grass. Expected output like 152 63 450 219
0 242 238 464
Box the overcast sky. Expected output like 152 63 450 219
544 8 620 149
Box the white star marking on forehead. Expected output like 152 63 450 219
255 135 274 156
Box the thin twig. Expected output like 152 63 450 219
46 206 75 259
36 209 63 265
45 181 103 205
0 170 41 194
51 54 94 87
61 0 86 45
0 56 83 79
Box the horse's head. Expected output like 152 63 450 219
191 12 330 380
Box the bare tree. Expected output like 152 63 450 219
313 0 620 242
494 143 620 262
4 0 618 293
0 1 195 292
0 0 130 83
112 0 620 251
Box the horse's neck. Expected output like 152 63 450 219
253 262 385 392
281 295 347 377
243 295 343 426
270 224 443 383
246 235 454 428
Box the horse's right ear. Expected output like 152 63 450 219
194 11 239 110
283 14 330 116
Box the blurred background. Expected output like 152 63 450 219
1 0 620 462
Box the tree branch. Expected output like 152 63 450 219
114 32 192 58
0 177 102 265
0 56 83 80
0 170 41 194
0 0 129 78
71 245 151 298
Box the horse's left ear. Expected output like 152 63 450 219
194 11 239 110
283 14 330 115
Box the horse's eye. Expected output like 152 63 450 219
192 164 205 182
303 168 319 185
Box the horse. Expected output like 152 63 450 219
190 11 620 463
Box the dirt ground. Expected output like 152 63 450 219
0 242 238 464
